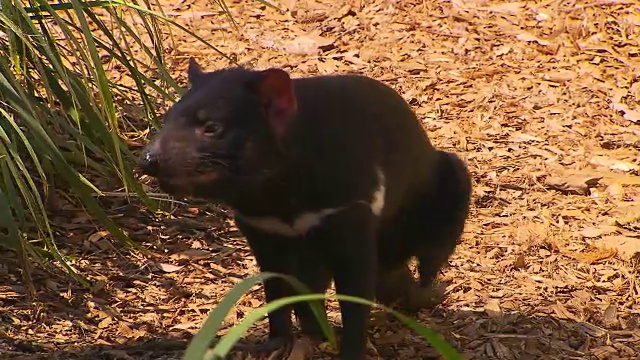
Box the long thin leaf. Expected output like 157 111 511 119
183 272 335 360
208 293 462 360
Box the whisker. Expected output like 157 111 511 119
197 153 233 168
201 159 230 167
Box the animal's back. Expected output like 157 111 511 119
288 74 438 217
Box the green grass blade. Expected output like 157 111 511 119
0 172 23 252
99 0 237 64
183 272 335 360
207 293 462 360
23 1 117 14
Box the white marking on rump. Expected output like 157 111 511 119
238 167 387 237
370 167 386 216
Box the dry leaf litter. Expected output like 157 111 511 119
1 0 640 359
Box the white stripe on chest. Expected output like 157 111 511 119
238 168 387 238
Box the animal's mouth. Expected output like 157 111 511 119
153 172 222 198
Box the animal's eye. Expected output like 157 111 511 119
203 121 223 137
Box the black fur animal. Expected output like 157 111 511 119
139 58 472 359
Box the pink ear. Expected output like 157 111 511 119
255 68 297 139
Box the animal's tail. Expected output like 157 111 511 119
431 150 472 242
415 150 472 286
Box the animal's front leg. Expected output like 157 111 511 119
314 204 378 360
291 249 331 342
234 216 297 354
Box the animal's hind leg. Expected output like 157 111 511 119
376 207 453 310
375 263 443 313
375 210 445 311
375 151 471 311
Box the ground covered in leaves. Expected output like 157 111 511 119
2 0 640 359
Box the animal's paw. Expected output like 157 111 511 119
232 336 294 359
403 280 446 311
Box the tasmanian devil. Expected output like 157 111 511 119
139 58 472 359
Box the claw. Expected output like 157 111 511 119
233 336 294 359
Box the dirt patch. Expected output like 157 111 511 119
2 0 640 359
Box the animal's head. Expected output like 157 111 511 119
139 58 298 201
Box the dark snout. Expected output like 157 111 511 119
138 139 161 177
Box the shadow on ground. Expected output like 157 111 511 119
3 188 640 360
1 301 631 360
1 197 636 360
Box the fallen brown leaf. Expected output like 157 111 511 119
589 156 639 172
579 225 619 238
6 1 640 360
545 175 602 195
283 31 334 55
484 299 502 318
597 236 640 261
156 263 184 273
170 249 212 260
603 304 617 326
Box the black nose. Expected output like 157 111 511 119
139 151 160 177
